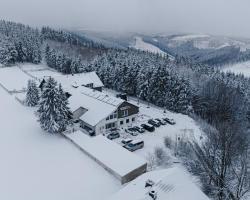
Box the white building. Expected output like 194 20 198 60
108 166 210 200
70 71 104 92
69 87 139 136
63 132 147 184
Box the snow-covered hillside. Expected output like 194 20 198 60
168 34 250 51
222 61 250 77
0 64 207 200
0 86 121 200
131 36 174 59
132 36 167 55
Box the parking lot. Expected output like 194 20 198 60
101 91 203 160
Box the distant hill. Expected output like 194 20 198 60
72 29 250 66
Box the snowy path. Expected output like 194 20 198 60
0 87 121 200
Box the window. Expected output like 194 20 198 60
106 116 109 121
105 122 115 129
120 120 124 125
132 117 135 122
126 119 129 123
121 110 128 117
110 114 114 120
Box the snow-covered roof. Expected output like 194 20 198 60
68 87 124 126
70 71 104 88
107 166 210 200
65 132 147 178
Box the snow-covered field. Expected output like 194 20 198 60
0 87 121 200
132 36 174 59
222 61 250 77
172 34 210 41
0 66 32 92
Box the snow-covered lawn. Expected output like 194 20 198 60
0 88 121 200
0 66 32 92
222 61 250 77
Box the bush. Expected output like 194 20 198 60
146 152 157 171
164 136 172 149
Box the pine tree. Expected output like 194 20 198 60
57 84 72 132
37 77 60 133
37 78 72 133
26 80 40 106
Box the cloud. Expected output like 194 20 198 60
0 0 249 37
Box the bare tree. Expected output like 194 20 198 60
191 122 250 200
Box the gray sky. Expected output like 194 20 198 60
0 0 250 37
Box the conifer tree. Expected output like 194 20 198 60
37 77 60 133
57 84 72 132
26 80 40 106
37 78 72 133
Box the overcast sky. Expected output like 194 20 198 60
0 0 249 37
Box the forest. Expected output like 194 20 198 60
1 20 250 199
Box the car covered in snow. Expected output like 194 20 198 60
125 128 138 136
141 123 155 132
148 119 161 127
133 126 145 133
107 132 120 140
121 138 133 146
163 117 176 125
155 118 167 125
124 140 144 152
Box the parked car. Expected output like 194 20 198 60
125 128 138 136
148 119 161 127
121 138 133 146
133 126 145 133
116 93 127 101
124 140 144 151
107 132 120 140
141 123 155 132
88 130 95 137
163 117 176 125
155 118 167 125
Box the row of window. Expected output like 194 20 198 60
120 117 135 125
106 110 130 121
105 122 116 129
106 111 118 121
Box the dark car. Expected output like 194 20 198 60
141 123 155 132
124 140 144 152
121 138 133 146
133 126 145 133
155 118 167 125
148 119 161 127
107 132 120 140
163 117 176 125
